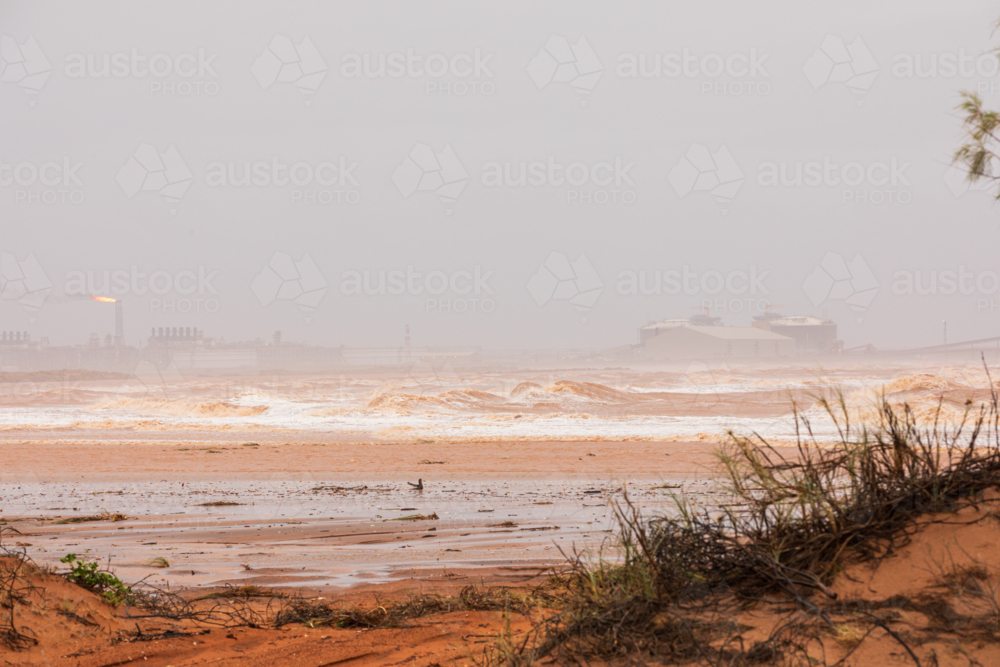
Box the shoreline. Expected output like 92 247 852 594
0 439 726 483
1 474 723 593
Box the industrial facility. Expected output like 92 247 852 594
751 309 841 353
631 309 841 361
640 324 794 360
0 296 484 376
0 297 844 374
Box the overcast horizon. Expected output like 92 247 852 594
3 1 1000 352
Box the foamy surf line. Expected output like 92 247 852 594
0 406 835 440
0 368 991 448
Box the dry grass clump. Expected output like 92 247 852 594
55 510 127 524
0 534 40 650
195 584 287 600
127 581 558 632
924 550 1000 637
271 586 537 629
481 375 1000 665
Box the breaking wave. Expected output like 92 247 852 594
829 372 986 426
366 389 504 413
92 397 270 418
0 388 106 405
879 373 969 396
511 380 645 404
365 381 654 415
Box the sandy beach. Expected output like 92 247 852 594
1 360 991 588
2 360 998 665
1 435 728 592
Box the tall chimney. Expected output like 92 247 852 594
115 300 124 347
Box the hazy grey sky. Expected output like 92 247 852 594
2 0 999 350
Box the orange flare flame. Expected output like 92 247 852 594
91 296 117 303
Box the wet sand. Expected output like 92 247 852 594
8 501 1000 667
4 362 998 665
0 438 722 481
0 439 725 592
2 479 706 591
1 360 987 597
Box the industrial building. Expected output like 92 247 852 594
639 323 794 360
630 308 842 361
0 331 140 373
637 311 723 344
0 317 482 376
751 313 841 352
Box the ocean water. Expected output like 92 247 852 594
0 360 991 445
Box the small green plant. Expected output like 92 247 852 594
480 612 536 667
60 554 132 606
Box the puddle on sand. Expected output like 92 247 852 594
2 476 721 590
